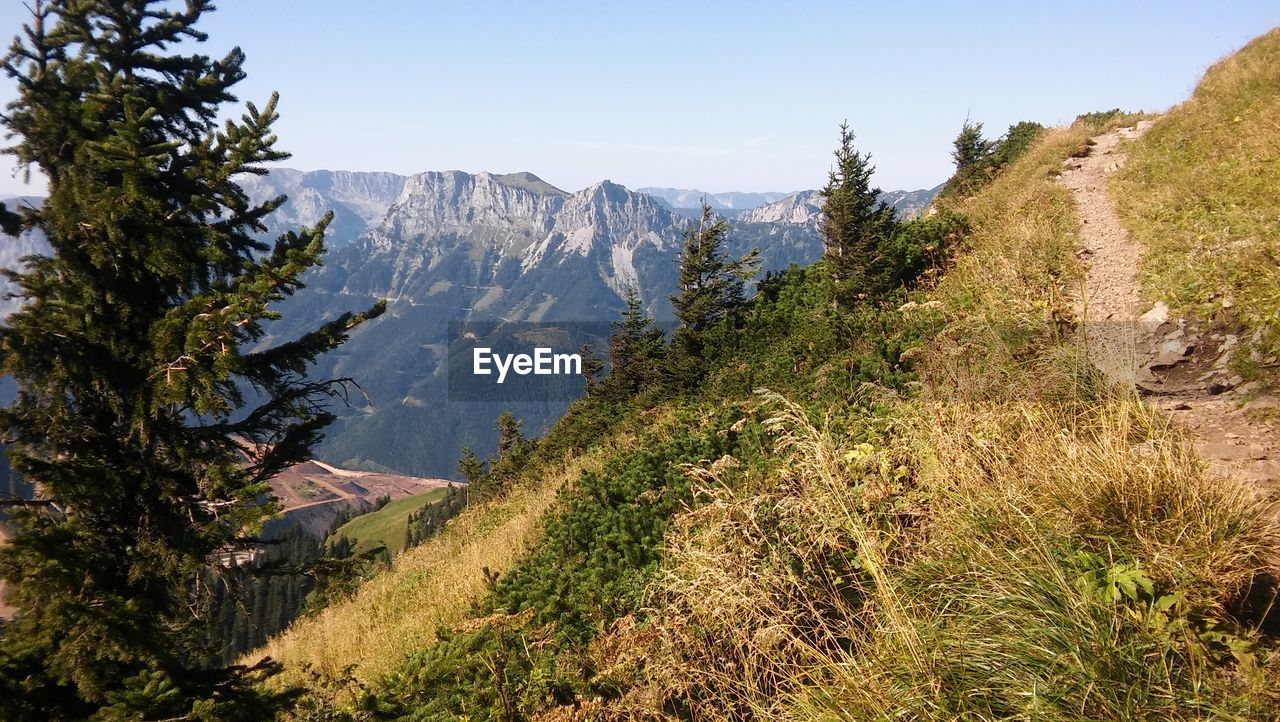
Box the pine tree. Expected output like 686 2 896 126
952 120 993 176
943 119 996 196
667 205 758 388
820 122 898 304
604 287 666 401
496 412 525 461
0 2 383 717
458 446 487 486
990 121 1043 172
670 205 759 334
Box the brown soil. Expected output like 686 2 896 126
1062 122 1280 493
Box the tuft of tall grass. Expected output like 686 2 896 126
795 391 1280 720
618 387 1280 720
614 390 910 719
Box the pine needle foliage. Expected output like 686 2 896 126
668 204 759 389
0 1 382 717
819 122 898 305
603 286 666 402
941 118 1045 198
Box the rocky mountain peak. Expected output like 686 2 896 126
368 170 566 255
736 190 824 225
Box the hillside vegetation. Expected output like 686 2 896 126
327 489 449 557
1113 29 1280 381
262 32 1280 721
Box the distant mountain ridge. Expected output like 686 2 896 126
640 185 943 222
638 187 793 212
879 185 945 218
236 169 407 248
261 169 837 475
735 190 824 224
0 169 942 477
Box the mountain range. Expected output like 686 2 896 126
637 187 794 212
638 184 941 220
0 171 941 477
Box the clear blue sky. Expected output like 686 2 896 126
0 1 1277 196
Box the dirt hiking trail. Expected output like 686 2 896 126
1061 122 1280 492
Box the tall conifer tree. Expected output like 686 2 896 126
495 412 524 461
604 287 665 401
0 1 383 716
670 205 759 335
820 122 898 304
943 119 996 196
457 446 486 485
667 204 758 389
578 342 605 398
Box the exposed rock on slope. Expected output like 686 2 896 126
735 190 823 224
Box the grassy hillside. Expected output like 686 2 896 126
252 462 579 684
263 33 1280 721
1113 29 1280 382
326 488 449 556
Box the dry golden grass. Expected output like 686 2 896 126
914 394 1277 613
601 391 908 720
790 393 1280 720
922 124 1096 400
250 453 591 686
251 407 686 692
616 388 1280 719
1112 28 1280 377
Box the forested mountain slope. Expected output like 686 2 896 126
264 172 828 477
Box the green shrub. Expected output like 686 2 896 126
1075 108 1128 127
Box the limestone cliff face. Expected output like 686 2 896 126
736 190 824 225
238 169 408 247
260 170 832 476
340 173 688 306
